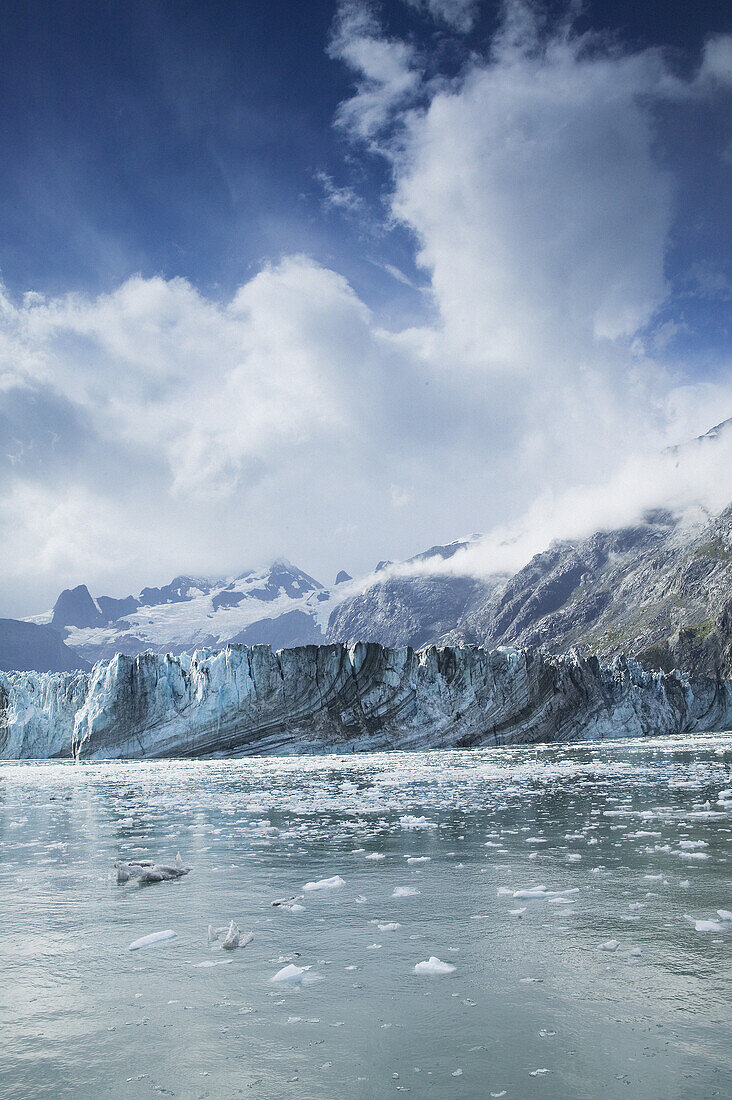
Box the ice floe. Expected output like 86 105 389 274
302 875 345 892
116 852 191 885
128 930 177 951
271 963 311 983
413 956 455 975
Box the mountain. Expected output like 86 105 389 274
443 506 732 679
32 560 334 665
0 619 90 673
15 419 732 677
52 584 105 630
21 504 732 679
328 574 497 648
328 537 503 649
2 643 728 760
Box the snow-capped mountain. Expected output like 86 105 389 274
11 420 732 676
33 560 350 664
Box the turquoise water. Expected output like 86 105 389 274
0 735 730 1099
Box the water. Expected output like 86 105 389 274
1 735 730 1099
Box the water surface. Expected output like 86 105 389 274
1 735 730 1098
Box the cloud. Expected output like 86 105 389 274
377 420 732 585
697 34 732 86
404 0 478 33
329 0 421 140
13 258 376 497
393 5 675 357
1 2 730 616
315 169 365 214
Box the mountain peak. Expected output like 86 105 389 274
51 585 103 630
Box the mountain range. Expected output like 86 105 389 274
4 421 731 680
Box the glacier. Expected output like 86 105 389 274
1 642 730 761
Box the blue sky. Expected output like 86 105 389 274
0 0 730 614
1 0 728 337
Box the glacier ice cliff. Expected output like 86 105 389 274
1 643 730 760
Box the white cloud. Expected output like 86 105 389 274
393 11 673 358
1 2 731 616
329 1 421 140
404 0 478 33
380 422 732 584
697 34 732 86
315 170 365 214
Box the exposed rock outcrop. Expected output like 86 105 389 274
0 619 90 674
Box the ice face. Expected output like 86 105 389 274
1 641 730 760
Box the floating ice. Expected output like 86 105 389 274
717 910 732 921
406 856 431 864
399 815 436 830
116 852 191 885
599 940 619 951
376 922 401 932
272 894 304 907
393 886 420 898
302 875 345 892
271 963 311 983
128 930 177 951
365 853 385 861
414 956 455 975
209 922 252 950
511 885 579 900
513 886 550 899
685 916 723 933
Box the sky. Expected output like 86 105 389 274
0 0 730 615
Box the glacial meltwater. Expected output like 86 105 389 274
1 736 730 1099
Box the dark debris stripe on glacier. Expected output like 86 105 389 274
1 642 730 760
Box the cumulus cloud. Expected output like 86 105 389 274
1 1 730 615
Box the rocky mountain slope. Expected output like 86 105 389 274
2 642 728 760
443 506 732 678
0 619 90 673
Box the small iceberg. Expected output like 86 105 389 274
302 875 345 892
207 921 253 950
116 852 191 885
414 956 455 976
685 915 724 933
392 886 420 898
399 815 436 830
128 929 177 952
271 963 311 984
